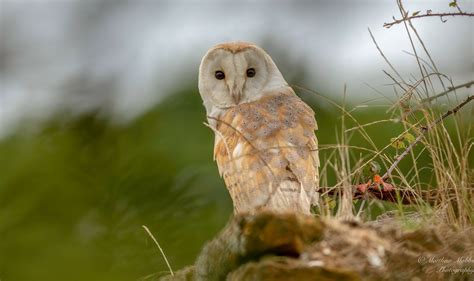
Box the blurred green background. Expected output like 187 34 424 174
1 84 470 280
0 86 367 280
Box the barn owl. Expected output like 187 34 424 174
198 42 319 214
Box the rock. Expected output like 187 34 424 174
194 212 323 281
160 212 474 281
228 256 360 281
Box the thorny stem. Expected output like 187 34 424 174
396 0 429 97
384 12 474 28
382 95 473 180
421 80 474 104
319 95 473 204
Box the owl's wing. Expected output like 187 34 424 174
213 87 319 213
276 89 319 204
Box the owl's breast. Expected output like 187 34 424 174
214 92 316 158
211 90 319 213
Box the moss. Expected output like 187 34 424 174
161 212 474 281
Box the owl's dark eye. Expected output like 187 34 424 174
246 68 256 78
215 71 225 80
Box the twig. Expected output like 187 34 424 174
453 1 464 13
319 185 420 204
396 0 429 97
318 95 473 204
384 11 474 28
387 73 452 116
382 95 473 180
383 70 407 92
405 16 448 91
345 119 399 133
421 80 474 103
142 225 174 277
397 79 470 120
368 28 406 84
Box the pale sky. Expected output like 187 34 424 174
0 0 473 138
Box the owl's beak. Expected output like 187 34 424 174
232 91 241 104
228 79 243 104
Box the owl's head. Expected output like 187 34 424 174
198 42 288 113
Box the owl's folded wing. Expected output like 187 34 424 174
212 88 319 213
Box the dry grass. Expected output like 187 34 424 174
306 0 473 228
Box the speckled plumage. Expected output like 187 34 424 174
198 42 319 214
213 89 319 213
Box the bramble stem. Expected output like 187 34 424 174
384 12 474 28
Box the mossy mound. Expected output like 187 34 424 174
160 212 474 281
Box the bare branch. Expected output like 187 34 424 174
319 95 473 205
368 28 406 84
321 184 463 205
384 11 474 28
421 80 474 103
404 8 448 91
319 185 420 204
396 0 429 96
382 95 474 180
